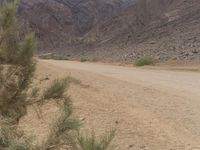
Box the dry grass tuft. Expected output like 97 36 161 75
78 130 115 150
135 56 157 66
43 78 70 100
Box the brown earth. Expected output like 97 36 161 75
20 59 200 150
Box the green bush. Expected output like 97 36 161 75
8 139 32 150
30 87 39 98
135 56 157 66
80 58 88 62
42 100 81 150
78 130 115 150
0 119 34 150
43 78 70 99
90 58 99 62
0 0 36 120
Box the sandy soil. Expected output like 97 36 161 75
20 60 200 150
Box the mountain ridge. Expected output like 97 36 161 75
5 0 200 62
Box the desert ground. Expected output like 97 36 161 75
20 60 200 150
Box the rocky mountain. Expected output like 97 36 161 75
89 0 200 62
15 0 200 62
18 0 130 51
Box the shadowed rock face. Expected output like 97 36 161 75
17 0 164 49
2 0 200 61
18 0 130 51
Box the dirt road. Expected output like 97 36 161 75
38 60 200 150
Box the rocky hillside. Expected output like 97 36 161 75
88 0 200 62
19 0 130 51
17 0 200 62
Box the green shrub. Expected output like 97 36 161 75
0 118 34 150
42 100 81 150
8 139 32 150
90 58 99 62
31 87 39 98
135 56 157 66
43 78 70 99
78 130 115 150
80 58 87 62
0 0 36 120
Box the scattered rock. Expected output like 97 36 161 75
79 117 86 121
140 145 146 149
115 120 119 124
129 144 134 148
45 76 50 80
40 75 50 82
192 49 198 54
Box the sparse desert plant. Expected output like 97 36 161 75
90 58 99 62
43 78 70 100
0 118 34 150
135 56 157 66
0 119 17 147
42 99 81 150
30 87 39 98
78 130 115 150
0 0 36 120
80 58 88 62
8 138 33 150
